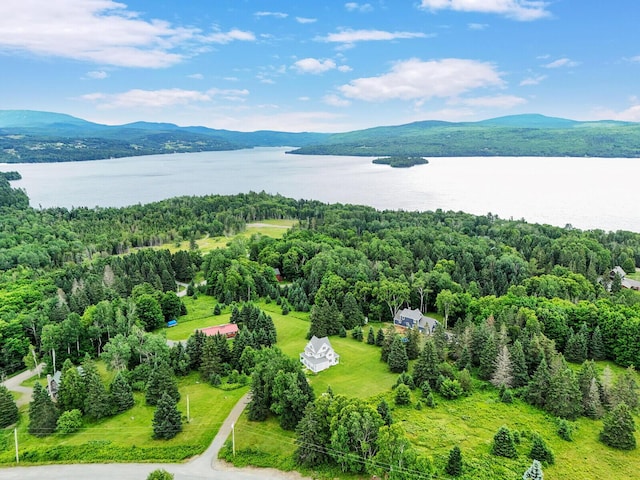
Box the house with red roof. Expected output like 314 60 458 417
200 323 239 338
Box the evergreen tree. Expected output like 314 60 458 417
367 327 376 345
556 419 573 441
522 460 544 480
413 337 440 389
270 369 315 430
546 363 582 420
491 345 514 388
110 371 134 414
83 359 110 421
152 392 182 440
600 402 636 450
529 434 555 465
446 445 462 476
377 399 393 426
405 327 421 360
492 425 517 458
57 359 86 413
380 325 396 362
213 303 221 315
388 336 409 373
394 384 411 405
199 335 224 381
308 300 342 338
0 385 18 428
425 392 436 408
584 377 604 419
341 292 364 329
169 341 191 376
375 327 385 347
478 333 498 380
564 325 588 363
146 362 180 406
589 325 606 360
56 409 83 435
185 330 205 370
295 399 332 467
28 382 59 437
611 366 639 410
510 340 530 388
526 356 550 409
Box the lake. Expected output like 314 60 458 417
3 147 639 233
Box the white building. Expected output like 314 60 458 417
300 336 339 373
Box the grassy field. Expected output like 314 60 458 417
2 371 247 465
163 294 230 341
157 219 297 255
218 302 640 479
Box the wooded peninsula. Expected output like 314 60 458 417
0 175 638 479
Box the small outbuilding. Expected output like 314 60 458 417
200 323 239 338
300 336 339 373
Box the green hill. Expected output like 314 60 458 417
289 114 640 158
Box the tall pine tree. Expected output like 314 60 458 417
0 385 18 428
152 392 182 440
28 382 59 437
110 371 135 414
599 402 636 450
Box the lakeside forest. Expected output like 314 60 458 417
1 174 640 479
2 110 640 163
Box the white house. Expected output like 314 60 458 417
300 336 339 373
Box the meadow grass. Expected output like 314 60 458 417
164 294 230 341
156 219 296 255
2 371 247 465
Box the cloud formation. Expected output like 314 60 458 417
345 2 373 12
81 87 248 109
543 57 580 68
419 0 550 21
254 11 288 18
338 58 504 102
0 0 254 68
519 74 547 86
319 29 428 44
451 94 527 108
296 17 317 24
293 58 337 74
85 70 108 80
323 94 351 107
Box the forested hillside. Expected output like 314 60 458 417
1 180 639 476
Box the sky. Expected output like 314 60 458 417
1 0 639 132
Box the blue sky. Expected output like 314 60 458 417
1 0 639 132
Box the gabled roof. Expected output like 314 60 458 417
611 266 627 278
307 335 332 354
394 308 422 321
200 323 239 336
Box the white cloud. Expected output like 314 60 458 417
323 94 351 107
0 0 255 68
298 96 311 101
543 57 580 68
629 56 640 63
593 103 640 122
296 17 317 24
80 88 213 108
188 73 204 80
450 95 527 108
254 11 288 18
338 58 504 102
519 74 547 86
468 23 489 30
338 65 353 72
419 0 550 21
205 29 256 44
345 2 373 12
85 70 108 80
293 58 337 74
320 29 428 44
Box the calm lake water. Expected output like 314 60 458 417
3 147 640 233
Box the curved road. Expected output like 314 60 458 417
2 373 311 480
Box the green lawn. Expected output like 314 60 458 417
156 219 297 255
1 372 247 465
163 294 230 341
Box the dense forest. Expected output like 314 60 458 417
1 179 639 475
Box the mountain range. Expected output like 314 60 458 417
1 110 638 163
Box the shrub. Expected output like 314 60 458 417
440 378 464 399
501 388 514 404
394 384 411 406
56 409 83 435
147 469 174 480
425 392 436 408
557 418 573 441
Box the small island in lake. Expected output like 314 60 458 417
372 156 429 168
0 171 22 181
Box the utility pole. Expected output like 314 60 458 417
14 428 18 463
232 422 235 457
